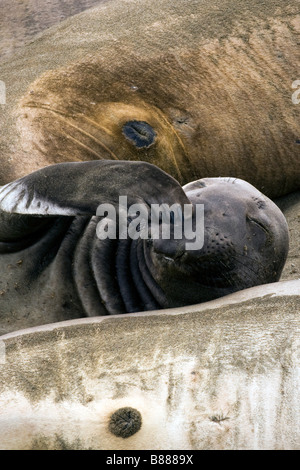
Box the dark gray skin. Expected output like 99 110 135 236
151 177 290 307
0 161 289 333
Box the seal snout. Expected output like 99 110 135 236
202 228 234 257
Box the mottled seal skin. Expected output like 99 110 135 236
0 0 299 198
0 161 289 334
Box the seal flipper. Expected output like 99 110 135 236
0 177 74 251
0 160 189 215
0 160 190 323
0 160 189 250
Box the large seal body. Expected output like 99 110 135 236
0 161 289 335
0 281 299 450
0 0 299 198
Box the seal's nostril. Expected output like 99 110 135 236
122 120 156 148
108 407 142 438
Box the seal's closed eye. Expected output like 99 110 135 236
122 121 156 148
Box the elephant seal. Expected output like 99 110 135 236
0 161 289 334
0 0 299 198
0 279 299 450
0 0 108 60
0 2 298 450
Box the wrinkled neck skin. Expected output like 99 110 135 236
68 204 224 316
67 219 168 316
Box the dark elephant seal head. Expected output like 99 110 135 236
144 177 289 307
0 162 290 326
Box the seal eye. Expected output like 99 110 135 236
246 216 269 235
122 120 156 148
